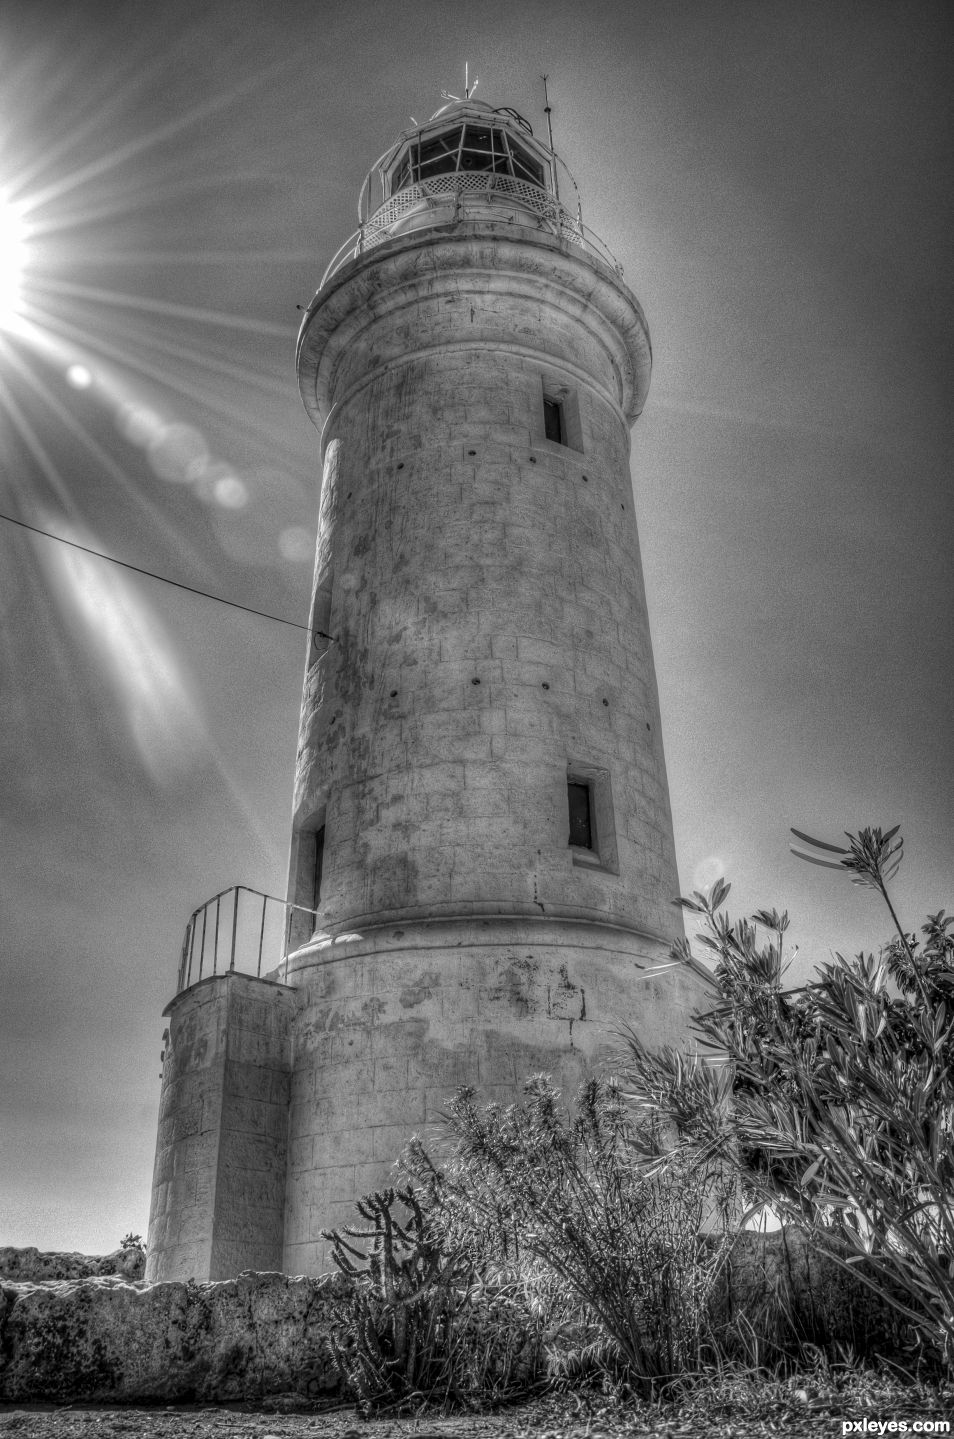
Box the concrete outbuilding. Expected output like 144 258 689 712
146 95 710 1282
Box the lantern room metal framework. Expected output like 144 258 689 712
321 99 622 288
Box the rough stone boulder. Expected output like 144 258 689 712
0 1246 146 1282
0 1271 343 1403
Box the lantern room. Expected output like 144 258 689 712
384 103 550 195
311 97 622 288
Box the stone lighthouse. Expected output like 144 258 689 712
145 93 709 1282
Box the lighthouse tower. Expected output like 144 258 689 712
145 94 709 1282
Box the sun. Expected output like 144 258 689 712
0 191 28 326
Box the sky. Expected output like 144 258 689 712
0 0 951 1255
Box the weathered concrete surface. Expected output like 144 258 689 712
0 1271 341 1403
0 1247 144 1282
283 918 710 1273
277 211 710 1273
292 229 675 942
146 973 298 1283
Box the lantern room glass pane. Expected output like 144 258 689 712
460 149 495 172
418 128 463 177
387 120 548 197
510 140 545 187
463 125 494 152
391 153 412 194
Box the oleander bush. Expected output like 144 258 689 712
618 826 954 1373
325 1076 734 1406
403 1075 733 1396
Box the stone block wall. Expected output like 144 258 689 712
289 225 676 946
282 917 711 1274
146 973 297 1282
144 224 708 1281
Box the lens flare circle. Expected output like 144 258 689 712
278 525 314 562
692 854 726 892
66 364 93 390
213 474 247 509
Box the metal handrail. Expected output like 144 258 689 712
317 174 624 290
175 885 317 994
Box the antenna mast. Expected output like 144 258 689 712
542 74 559 202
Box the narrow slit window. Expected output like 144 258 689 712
544 397 565 445
312 825 325 910
566 764 618 873
286 815 326 953
567 781 593 850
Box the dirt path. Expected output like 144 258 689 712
1 1389 937 1439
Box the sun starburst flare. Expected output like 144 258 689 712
0 191 28 326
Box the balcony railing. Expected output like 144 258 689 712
319 173 624 289
175 885 316 994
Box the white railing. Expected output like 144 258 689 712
176 885 316 993
319 174 623 289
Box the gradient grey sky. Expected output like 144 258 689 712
1 0 951 1253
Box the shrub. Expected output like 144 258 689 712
404 1075 732 1396
618 827 954 1371
322 1185 540 1413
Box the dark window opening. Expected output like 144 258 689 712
544 397 565 445
312 825 325 910
568 782 593 850
309 575 334 667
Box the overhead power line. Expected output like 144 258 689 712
0 510 328 638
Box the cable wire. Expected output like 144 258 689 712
0 509 327 638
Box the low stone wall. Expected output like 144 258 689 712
0 1271 342 1404
0 1246 145 1283
0 1231 912 1404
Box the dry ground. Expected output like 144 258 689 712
1 1381 952 1439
